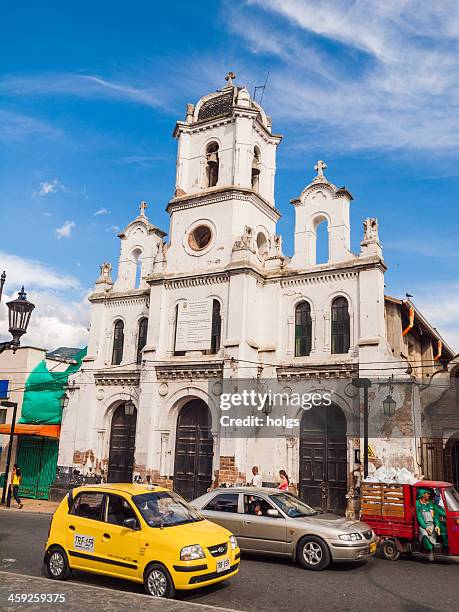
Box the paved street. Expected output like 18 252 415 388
0 509 457 611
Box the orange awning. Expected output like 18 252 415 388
0 424 61 438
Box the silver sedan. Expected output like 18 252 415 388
192 487 377 570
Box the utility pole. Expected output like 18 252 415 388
351 378 372 478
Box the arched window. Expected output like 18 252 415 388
295 301 312 357
205 142 219 188
136 317 148 364
133 249 142 289
210 300 222 354
315 218 329 264
252 146 261 192
331 297 350 354
112 319 124 365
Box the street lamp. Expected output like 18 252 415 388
262 397 273 417
124 400 135 416
60 392 70 411
383 374 396 417
383 394 396 417
0 285 35 353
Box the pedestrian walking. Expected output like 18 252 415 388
278 469 289 491
7 464 23 509
249 465 263 487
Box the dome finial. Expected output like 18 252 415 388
225 71 236 87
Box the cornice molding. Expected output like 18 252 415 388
276 362 358 380
155 360 224 380
166 187 280 221
93 370 141 386
89 291 149 306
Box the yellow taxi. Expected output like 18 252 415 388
44 483 240 598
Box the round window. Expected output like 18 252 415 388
188 225 212 251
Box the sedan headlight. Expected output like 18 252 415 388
338 532 363 541
229 535 238 550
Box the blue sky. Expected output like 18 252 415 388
1 0 458 349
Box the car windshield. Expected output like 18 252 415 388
269 493 317 517
132 491 203 528
443 486 459 511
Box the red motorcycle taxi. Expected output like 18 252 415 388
360 480 459 560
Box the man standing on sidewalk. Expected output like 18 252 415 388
249 466 263 487
7 464 23 509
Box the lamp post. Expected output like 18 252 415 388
0 400 18 505
0 274 35 504
352 378 372 478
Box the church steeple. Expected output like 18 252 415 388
172 73 282 207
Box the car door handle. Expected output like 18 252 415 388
103 533 111 539
69 525 75 531
243 520 252 525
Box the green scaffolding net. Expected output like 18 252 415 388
18 347 87 425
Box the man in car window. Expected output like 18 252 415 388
247 496 263 516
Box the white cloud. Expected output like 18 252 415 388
0 289 89 350
33 179 68 198
94 207 111 216
106 225 120 233
55 220 76 239
230 1 459 153
0 251 80 290
410 282 459 352
0 73 166 110
0 110 60 141
117 155 163 167
0 253 89 350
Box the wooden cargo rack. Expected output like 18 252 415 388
361 482 407 519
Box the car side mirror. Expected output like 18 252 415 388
123 517 139 530
267 508 280 518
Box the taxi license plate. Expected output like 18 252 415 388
216 558 230 573
369 542 377 554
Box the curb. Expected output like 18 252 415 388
0 571 241 611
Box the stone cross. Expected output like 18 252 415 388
139 201 148 216
314 160 327 178
225 71 236 86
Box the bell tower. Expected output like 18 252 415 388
173 72 281 207
163 73 283 274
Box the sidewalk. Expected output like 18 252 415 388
0 498 59 514
0 571 237 612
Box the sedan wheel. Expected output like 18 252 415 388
298 536 331 571
144 564 175 598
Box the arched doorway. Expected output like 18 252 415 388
299 403 347 513
173 399 213 500
108 402 137 483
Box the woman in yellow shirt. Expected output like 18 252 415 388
8 464 23 509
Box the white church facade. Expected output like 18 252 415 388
58 74 457 513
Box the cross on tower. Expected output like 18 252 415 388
314 160 327 178
139 201 148 216
225 71 236 87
